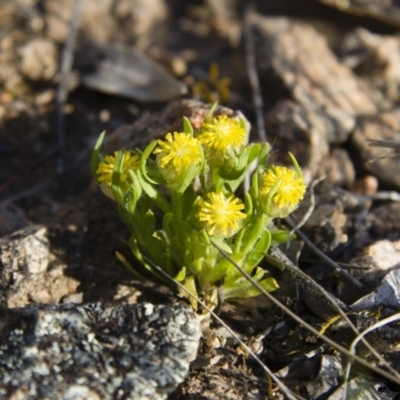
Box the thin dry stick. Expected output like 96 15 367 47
365 191 400 202
285 217 365 290
265 247 400 383
56 0 85 176
142 256 303 400
342 312 400 399
367 139 400 149
210 240 400 386
243 4 266 143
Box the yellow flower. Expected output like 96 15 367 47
97 151 141 186
196 192 246 238
259 166 306 218
154 132 202 187
197 115 246 167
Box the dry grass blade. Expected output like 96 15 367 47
343 312 400 399
367 139 400 149
243 4 266 143
286 217 364 290
210 240 400 387
141 255 303 400
56 0 85 176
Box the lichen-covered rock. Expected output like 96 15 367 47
0 225 80 308
0 302 200 400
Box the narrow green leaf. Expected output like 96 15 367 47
183 117 194 136
204 102 218 120
91 131 106 176
111 150 125 203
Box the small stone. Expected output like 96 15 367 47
18 38 58 81
0 302 200 400
351 109 400 189
350 239 400 285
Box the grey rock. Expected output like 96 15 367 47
0 302 200 400
252 14 377 144
265 99 330 179
79 45 187 102
351 109 400 189
0 225 80 308
0 225 49 307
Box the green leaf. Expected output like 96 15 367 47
179 275 198 310
128 235 168 283
242 228 271 272
204 102 218 120
175 162 199 194
91 131 106 176
162 213 186 265
258 142 270 166
207 252 245 285
115 251 144 280
140 140 159 184
183 117 194 136
288 151 303 179
123 170 142 213
123 188 138 214
175 267 186 282
240 213 269 254
111 150 125 203
181 185 197 220
262 177 281 216
136 171 171 214
223 277 279 300
270 229 296 245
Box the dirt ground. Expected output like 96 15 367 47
3 0 400 399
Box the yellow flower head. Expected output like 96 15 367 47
154 132 202 187
259 166 306 218
97 151 141 186
197 115 246 167
196 192 246 238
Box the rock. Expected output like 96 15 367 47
18 38 58 81
0 225 79 308
349 239 400 286
321 148 356 188
317 0 400 28
42 0 168 48
103 98 250 153
329 376 398 400
293 183 363 254
79 44 187 102
351 109 400 189
302 203 348 254
367 202 400 241
341 28 400 108
265 99 332 180
0 302 201 400
252 14 377 144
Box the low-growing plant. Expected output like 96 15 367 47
91 104 306 311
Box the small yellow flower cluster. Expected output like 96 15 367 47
96 151 141 200
198 115 246 167
93 108 306 308
196 192 246 238
191 63 231 104
153 132 202 188
97 151 141 186
259 166 306 218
